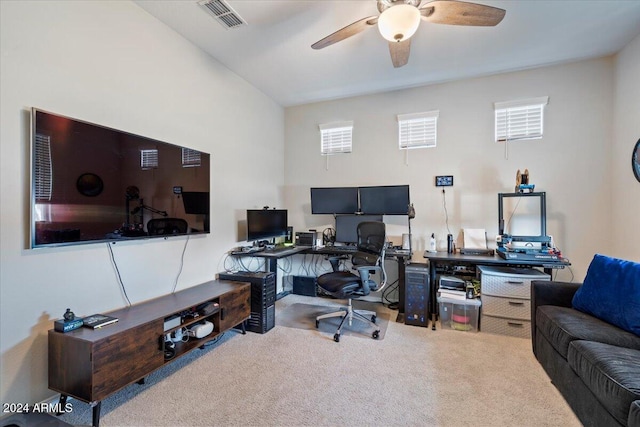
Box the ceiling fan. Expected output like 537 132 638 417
311 0 506 68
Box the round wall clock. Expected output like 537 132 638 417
76 173 104 197
633 139 640 183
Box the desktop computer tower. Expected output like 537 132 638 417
218 271 276 334
404 263 430 327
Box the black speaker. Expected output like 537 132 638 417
404 263 430 327
292 276 317 296
285 226 293 244
218 271 276 334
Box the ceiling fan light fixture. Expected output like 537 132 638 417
377 4 420 42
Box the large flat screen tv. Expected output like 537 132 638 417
30 108 210 248
246 209 288 242
359 185 410 215
310 187 359 214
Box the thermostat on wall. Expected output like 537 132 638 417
435 176 454 187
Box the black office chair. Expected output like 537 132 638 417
147 218 188 236
315 221 387 342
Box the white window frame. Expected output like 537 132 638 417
494 96 549 143
182 147 201 168
319 121 353 155
34 133 52 201
140 149 158 169
397 110 439 150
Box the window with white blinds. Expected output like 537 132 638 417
397 111 439 149
182 148 201 167
140 149 158 169
494 96 549 142
34 133 52 201
319 121 353 155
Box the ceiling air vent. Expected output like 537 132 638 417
198 0 246 29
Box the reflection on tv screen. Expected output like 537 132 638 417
31 109 210 247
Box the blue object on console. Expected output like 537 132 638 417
572 254 640 336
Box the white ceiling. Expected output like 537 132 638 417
134 0 640 107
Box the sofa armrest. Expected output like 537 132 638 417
530 280 582 355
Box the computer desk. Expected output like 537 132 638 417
423 251 570 330
231 246 412 321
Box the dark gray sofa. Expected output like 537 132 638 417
531 280 640 427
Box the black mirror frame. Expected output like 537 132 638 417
633 139 640 183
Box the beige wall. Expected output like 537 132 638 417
0 1 284 404
612 34 640 259
284 56 638 281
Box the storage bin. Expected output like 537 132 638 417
438 297 481 332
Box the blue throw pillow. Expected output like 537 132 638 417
572 254 640 336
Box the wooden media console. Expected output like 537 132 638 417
48 280 250 427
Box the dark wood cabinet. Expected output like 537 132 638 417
218 285 252 331
48 280 250 427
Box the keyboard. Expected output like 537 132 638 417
230 246 264 255
267 246 295 253
315 246 357 254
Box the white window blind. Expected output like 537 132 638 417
182 148 201 167
140 149 158 169
397 111 439 149
319 121 353 155
494 96 549 142
34 133 52 201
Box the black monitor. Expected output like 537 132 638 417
335 214 383 244
182 192 209 214
359 185 410 215
182 192 210 232
310 187 359 214
246 209 288 242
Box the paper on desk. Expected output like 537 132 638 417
463 229 487 249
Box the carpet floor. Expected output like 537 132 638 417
56 294 581 427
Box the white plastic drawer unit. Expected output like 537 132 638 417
478 265 549 338
479 266 550 299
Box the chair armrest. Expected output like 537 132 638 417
356 265 381 295
327 256 346 272
530 280 581 355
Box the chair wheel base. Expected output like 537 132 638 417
372 330 380 339
334 333 340 342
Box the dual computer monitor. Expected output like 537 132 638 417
310 185 410 215
246 185 409 244
311 185 410 245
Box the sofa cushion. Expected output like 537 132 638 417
568 340 640 426
572 254 640 336
629 400 640 427
536 305 640 358
627 400 640 427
